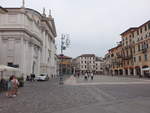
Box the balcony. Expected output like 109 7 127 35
122 55 133 60
124 45 132 49
116 54 123 58
142 48 147 53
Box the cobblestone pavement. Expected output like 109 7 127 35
74 75 150 85
0 76 150 113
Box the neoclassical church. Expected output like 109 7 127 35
0 5 57 78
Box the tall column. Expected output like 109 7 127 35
123 69 125 76
128 68 130 76
140 66 143 76
21 37 24 75
113 70 115 75
133 68 136 76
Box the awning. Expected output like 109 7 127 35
142 67 150 71
0 65 20 79
0 65 19 72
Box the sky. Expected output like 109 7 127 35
0 0 150 58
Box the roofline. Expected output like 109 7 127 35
79 54 95 57
5 7 57 37
5 7 43 17
0 6 8 12
120 20 150 36
58 55 72 59
108 44 122 52
120 27 137 36
138 20 150 28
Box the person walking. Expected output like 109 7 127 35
77 72 80 78
91 73 94 80
6 76 13 97
30 73 35 81
11 75 19 97
84 73 88 80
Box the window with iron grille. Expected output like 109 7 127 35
145 25 147 31
144 54 147 61
140 28 142 33
139 56 141 62
137 30 139 35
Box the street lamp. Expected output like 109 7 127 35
59 34 70 85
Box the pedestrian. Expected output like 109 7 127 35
11 75 19 97
26 75 30 81
0 78 5 91
139 74 142 78
84 73 88 80
77 72 80 78
30 73 35 81
51 74 53 78
111 72 113 77
91 73 94 80
6 76 13 97
30 74 32 81
33 73 35 81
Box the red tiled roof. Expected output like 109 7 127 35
57 55 72 59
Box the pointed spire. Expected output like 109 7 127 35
22 0 25 8
49 9 51 16
48 9 52 18
43 7 46 16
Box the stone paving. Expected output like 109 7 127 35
0 78 98 113
0 76 150 113
65 75 150 85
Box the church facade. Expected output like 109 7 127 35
0 6 57 78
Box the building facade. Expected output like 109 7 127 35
105 20 150 77
74 54 104 75
0 6 57 78
58 55 73 75
75 54 96 74
121 20 150 77
108 43 123 75
103 53 111 75
95 57 104 75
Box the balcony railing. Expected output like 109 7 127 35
123 45 132 49
116 54 123 58
142 48 147 53
122 55 133 60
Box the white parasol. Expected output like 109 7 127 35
0 65 20 79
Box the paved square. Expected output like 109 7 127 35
65 75 150 85
0 76 150 113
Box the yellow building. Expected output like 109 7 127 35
121 20 150 77
109 43 123 75
107 20 150 77
58 55 73 75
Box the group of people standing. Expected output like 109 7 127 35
26 73 35 81
6 75 19 98
74 72 94 80
84 72 94 80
